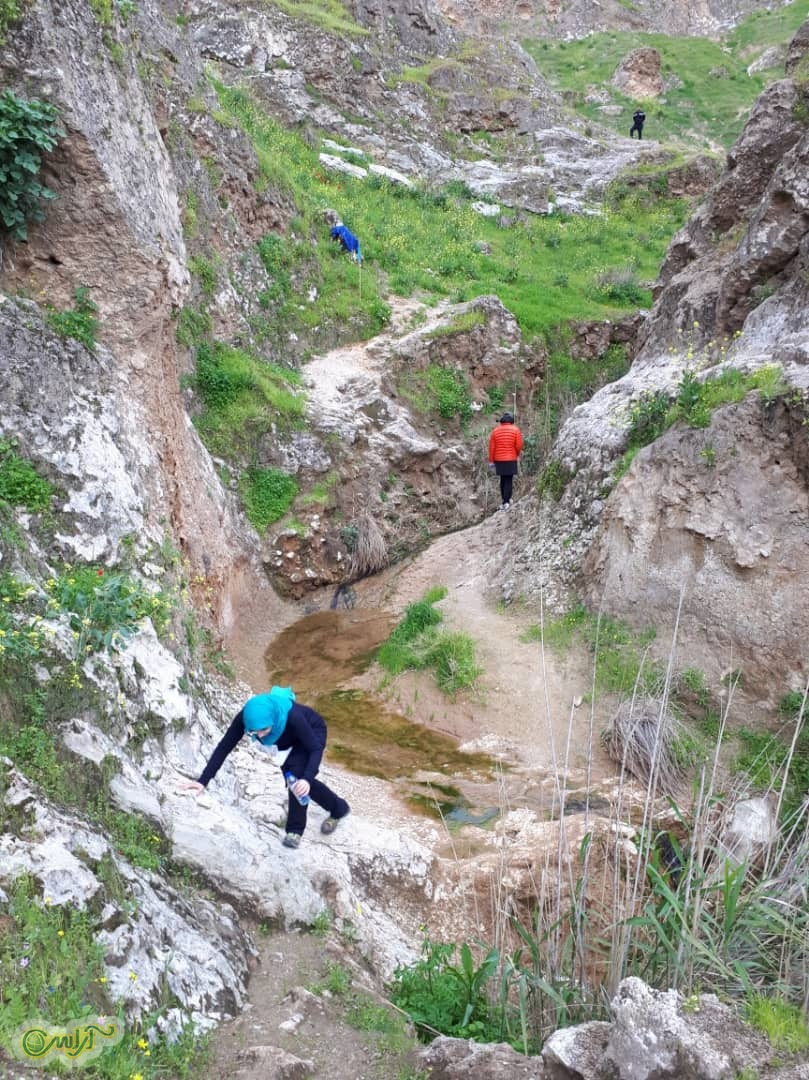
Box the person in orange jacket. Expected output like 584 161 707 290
488 412 524 511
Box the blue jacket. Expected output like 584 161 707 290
330 225 362 261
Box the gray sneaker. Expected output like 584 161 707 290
321 809 350 834
283 833 302 849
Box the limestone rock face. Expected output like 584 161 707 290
612 48 664 100
353 0 456 54
0 0 284 651
1 766 255 1026
0 298 155 564
581 394 809 699
649 77 807 349
600 977 775 1080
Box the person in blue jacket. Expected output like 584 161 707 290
330 222 362 262
183 686 350 849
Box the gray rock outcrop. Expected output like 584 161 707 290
418 977 805 1079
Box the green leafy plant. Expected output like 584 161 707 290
311 961 353 996
594 266 648 306
46 285 100 350
626 390 670 448
54 564 173 656
238 467 298 531
89 0 113 24
174 305 212 348
0 89 61 240
0 0 25 41
0 438 52 511
188 253 218 298
390 937 500 1041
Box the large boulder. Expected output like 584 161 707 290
599 977 777 1080
612 48 664 100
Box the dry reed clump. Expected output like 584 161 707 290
602 695 687 795
348 509 388 579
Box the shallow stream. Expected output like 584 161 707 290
261 607 607 829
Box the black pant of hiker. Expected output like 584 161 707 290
495 459 517 506
283 743 349 836
630 122 643 139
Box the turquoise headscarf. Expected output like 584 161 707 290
242 686 296 745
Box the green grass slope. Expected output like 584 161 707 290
524 0 809 149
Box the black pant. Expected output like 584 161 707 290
630 124 643 139
282 746 349 835
500 474 513 504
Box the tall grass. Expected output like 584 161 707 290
393 605 809 1053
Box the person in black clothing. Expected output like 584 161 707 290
630 108 646 139
181 686 350 849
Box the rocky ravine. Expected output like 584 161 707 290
490 21 809 708
1 1 809 1076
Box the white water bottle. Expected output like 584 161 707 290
285 771 310 806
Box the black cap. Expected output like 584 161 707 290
500 412 514 423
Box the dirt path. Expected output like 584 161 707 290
204 925 423 1080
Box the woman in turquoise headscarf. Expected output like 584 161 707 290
185 686 350 849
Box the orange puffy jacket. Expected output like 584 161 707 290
489 422 524 462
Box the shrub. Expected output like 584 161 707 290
0 439 52 511
188 253 218 298
536 458 574 500
390 937 500 1041
194 341 256 408
46 285 99 351
0 0 24 41
603 695 692 793
425 365 473 422
595 266 648 306
175 305 212 348
54 564 173 654
89 0 113 24
238 467 297 531
626 389 670 447
347 509 388 578
0 89 61 240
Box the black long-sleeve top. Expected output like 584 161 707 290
198 703 327 787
